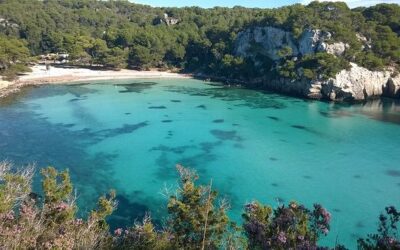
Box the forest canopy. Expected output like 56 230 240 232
0 0 399 82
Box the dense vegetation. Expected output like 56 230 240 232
0 0 399 83
0 162 399 249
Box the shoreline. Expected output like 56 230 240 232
0 65 193 99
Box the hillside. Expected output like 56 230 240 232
1 0 400 100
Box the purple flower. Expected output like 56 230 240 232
55 202 69 212
277 232 287 244
114 228 123 236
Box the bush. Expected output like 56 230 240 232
357 206 400 249
1 161 398 249
0 162 116 249
243 201 331 249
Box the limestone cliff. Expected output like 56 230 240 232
264 64 400 101
234 26 399 101
235 27 347 59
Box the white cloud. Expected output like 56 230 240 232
301 0 400 8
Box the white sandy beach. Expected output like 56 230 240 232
0 65 191 98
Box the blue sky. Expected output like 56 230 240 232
132 0 400 8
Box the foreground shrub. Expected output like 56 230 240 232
1 161 398 249
111 165 239 249
242 200 331 249
0 162 116 249
357 206 400 250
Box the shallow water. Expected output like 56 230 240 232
0 79 399 248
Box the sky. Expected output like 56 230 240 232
132 0 400 8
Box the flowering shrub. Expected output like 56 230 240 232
357 206 400 249
1 162 398 249
242 201 332 249
0 162 116 249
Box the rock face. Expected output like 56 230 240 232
154 13 179 26
235 26 348 59
234 26 399 101
320 63 394 100
235 27 298 60
265 63 400 101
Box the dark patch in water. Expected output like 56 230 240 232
190 93 208 96
269 157 278 161
125 112 131 115
63 123 75 128
71 82 90 86
292 125 307 130
210 129 242 141
306 142 315 145
234 143 244 149
148 106 166 109
319 110 353 118
267 116 280 121
351 233 362 240
213 119 224 123
303 175 312 179
291 124 323 136
150 145 195 154
355 221 365 228
107 194 149 230
353 175 362 179
333 208 341 213
386 170 400 177
98 122 148 138
154 141 222 181
200 141 222 153
280 139 288 143
0 105 119 218
162 120 173 123
69 97 86 102
196 104 207 109
116 82 157 93
170 100 181 103
271 183 279 187
166 86 288 109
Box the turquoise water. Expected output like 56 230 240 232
0 79 399 248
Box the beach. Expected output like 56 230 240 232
0 65 191 98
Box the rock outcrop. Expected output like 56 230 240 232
234 26 399 101
235 27 298 61
156 13 179 26
265 64 400 101
320 63 397 100
235 27 348 59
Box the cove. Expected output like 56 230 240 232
0 79 399 248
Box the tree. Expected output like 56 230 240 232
0 35 31 80
103 47 128 70
167 165 230 249
0 162 116 249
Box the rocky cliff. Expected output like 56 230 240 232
234 26 400 101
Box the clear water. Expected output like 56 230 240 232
0 79 399 248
